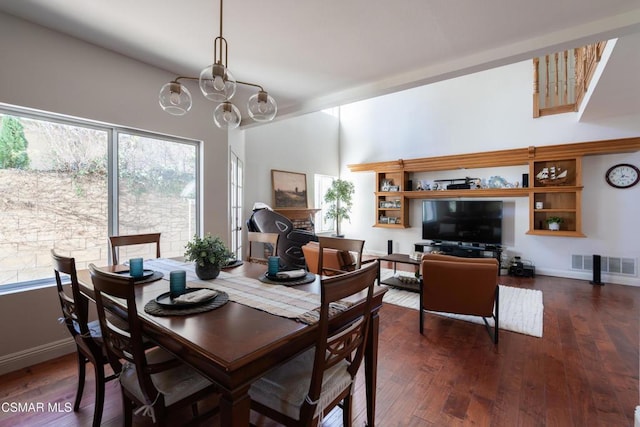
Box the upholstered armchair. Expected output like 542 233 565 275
420 253 500 343
246 208 318 269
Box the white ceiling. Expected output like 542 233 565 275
2 0 640 121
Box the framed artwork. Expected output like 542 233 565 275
271 170 308 208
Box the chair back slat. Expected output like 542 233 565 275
247 231 279 263
317 236 365 275
302 261 378 421
109 233 161 265
89 264 158 403
51 250 89 337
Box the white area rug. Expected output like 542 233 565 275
380 269 543 337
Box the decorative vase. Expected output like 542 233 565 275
195 263 220 280
548 222 560 231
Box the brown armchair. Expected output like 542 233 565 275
420 253 499 343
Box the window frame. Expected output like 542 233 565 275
0 103 201 293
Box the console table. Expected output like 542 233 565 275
378 253 422 292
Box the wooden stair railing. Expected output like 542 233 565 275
533 41 607 118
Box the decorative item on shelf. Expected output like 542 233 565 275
158 0 277 129
535 201 544 209
487 176 509 188
184 233 234 280
545 216 564 231
415 180 430 191
388 185 400 192
433 177 480 190
324 178 354 237
536 166 568 185
380 179 393 191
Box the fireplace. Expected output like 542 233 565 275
274 208 320 232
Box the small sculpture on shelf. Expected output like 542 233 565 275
536 166 568 185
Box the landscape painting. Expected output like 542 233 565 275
271 170 307 208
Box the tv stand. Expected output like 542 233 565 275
414 242 502 272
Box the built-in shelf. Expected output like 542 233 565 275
348 137 640 238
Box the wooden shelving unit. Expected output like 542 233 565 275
528 157 584 236
375 171 409 228
348 137 640 238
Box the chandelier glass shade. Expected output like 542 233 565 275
158 0 276 129
159 81 192 116
199 62 236 102
213 102 241 129
247 90 277 122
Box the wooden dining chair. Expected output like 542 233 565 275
88 264 219 426
109 232 161 265
249 261 378 426
317 236 365 276
51 250 116 427
247 231 279 263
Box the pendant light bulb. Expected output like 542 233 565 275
213 102 241 129
200 63 236 102
247 91 277 122
158 81 192 116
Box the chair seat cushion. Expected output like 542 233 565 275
120 347 212 406
73 319 102 339
249 347 353 420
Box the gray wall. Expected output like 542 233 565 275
0 12 232 372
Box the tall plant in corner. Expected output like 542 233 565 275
324 178 355 237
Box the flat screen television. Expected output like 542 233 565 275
422 200 503 245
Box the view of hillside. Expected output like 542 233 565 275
0 114 196 285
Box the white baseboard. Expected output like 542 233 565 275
635 406 640 427
0 338 75 376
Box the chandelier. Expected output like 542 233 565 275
158 0 277 129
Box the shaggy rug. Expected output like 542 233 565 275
380 269 543 338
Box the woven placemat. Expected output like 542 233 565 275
143 291 229 316
135 271 164 284
258 272 316 286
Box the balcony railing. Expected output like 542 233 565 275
533 41 607 117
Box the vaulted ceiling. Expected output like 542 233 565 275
1 0 640 121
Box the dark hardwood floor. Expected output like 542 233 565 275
0 274 638 426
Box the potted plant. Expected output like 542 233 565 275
324 179 355 237
545 216 564 231
184 233 234 280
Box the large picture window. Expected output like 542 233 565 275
0 106 200 290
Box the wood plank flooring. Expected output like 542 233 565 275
0 274 638 426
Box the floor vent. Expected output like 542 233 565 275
571 255 637 276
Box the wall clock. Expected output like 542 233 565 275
605 163 639 188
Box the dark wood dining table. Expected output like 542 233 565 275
76 260 386 426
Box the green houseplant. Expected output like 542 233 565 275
545 216 564 231
324 179 355 237
184 233 234 280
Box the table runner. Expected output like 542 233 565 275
144 259 344 324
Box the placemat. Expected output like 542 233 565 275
135 271 164 284
222 259 244 269
143 291 229 316
258 272 316 286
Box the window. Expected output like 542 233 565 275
229 151 243 259
116 132 198 261
0 106 200 290
314 174 337 233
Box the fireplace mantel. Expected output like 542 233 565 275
274 208 321 221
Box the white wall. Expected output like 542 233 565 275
0 13 232 370
339 59 640 285
243 111 340 228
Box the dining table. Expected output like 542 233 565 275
76 258 387 427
